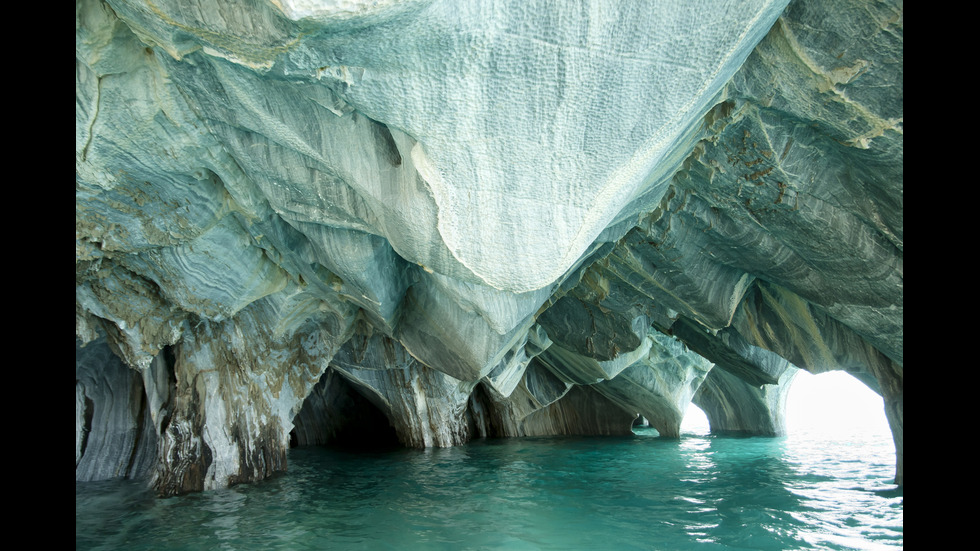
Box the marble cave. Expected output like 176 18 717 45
76 0 903 497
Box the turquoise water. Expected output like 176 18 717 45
76 425 902 550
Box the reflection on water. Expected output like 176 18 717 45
78 431 902 550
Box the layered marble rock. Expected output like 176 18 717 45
76 338 158 481
76 0 902 494
694 359 798 437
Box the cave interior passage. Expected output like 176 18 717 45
290 370 402 451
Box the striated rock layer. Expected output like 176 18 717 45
76 0 903 494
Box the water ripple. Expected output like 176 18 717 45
78 433 901 550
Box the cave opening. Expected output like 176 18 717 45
645 370 889 440
290 370 402 452
785 370 889 436
680 404 710 435
630 405 711 437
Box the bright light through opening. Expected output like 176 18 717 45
680 403 710 435
678 369 891 437
786 370 889 436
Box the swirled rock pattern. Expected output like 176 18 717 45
76 0 903 494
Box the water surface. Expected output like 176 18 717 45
76 426 902 550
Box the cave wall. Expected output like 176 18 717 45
76 0 902 493
76 338 158 481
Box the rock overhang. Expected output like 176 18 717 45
76 0 903 493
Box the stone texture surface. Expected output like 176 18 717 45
694 359 798 437
76 338 158 481
76 0 903 493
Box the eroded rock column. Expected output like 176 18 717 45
149 299 355 495
694 363 797 436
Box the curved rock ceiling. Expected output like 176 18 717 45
76 0 903 495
